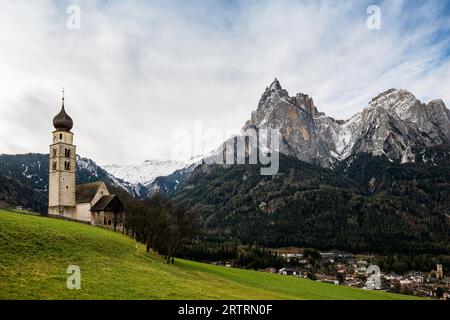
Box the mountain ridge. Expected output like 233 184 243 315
246 80 450 167
103 159 193 187
144 80 450 195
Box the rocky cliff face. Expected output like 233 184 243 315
243 79 333 167
148 80 450 195
245 80 450 166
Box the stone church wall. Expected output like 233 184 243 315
75 203 92 222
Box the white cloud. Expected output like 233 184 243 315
0 0 449 164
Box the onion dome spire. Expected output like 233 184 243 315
53 88 73 131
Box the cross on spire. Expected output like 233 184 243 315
62 87 65 108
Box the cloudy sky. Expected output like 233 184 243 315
0 0 449 164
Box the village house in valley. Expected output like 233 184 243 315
47 92 125 231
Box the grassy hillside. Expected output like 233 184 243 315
0 210 419 300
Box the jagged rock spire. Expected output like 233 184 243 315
269 78 282 91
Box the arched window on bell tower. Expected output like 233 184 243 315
63 161 71 171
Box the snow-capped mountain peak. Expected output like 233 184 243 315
103 159 195 187
243 80 450 166
366 88 419 120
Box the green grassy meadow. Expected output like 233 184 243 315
0 210 420 300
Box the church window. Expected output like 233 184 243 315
52 161 57 171
59 133 63 140
53 149 57 158
67 149 71 158
63 161 71 171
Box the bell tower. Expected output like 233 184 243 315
48 89 77 218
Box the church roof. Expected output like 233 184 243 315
91 195 124 212
53 91 73 131
76 181 104 204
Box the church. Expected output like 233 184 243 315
48 93 125 232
